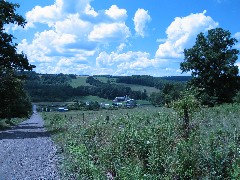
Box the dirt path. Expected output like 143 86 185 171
0 107 60 179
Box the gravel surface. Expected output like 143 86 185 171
0 107 60 180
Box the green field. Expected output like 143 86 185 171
94 76 117 83
68 76 160 99
94 76 160 95
43 104 240 179
69 76 91 88
117 83 159 95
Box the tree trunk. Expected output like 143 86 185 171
183 108 190 139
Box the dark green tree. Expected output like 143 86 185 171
0 68 32 120
0 1 35 121
180 28 239 104
149 92 164 106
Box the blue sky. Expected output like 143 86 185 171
7 0 240 76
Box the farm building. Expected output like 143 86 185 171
100 103 110 109
125 99 137 108
58 107 69 112
113 95 129 102
112 95 136 108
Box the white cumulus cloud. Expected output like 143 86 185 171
25 0 63 28
25 0 96 28
155 10 219 59
16 0 221 76
105 5 127 21
133 9 151 38
96 50 167 76
84 4 98 17
17 0 133 74
88 23 131 42
54 14 92 37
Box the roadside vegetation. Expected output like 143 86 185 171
0 118 26 130
43 103 240 179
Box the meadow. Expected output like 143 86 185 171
69 76 91 88
43 104 240 179
94 76 160 96
69 76 160 96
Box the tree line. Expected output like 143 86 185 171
116 75 190 89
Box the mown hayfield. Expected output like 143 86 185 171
94 76 160 95
94 77 117 84
69 76 160 96
43 104 240 179
116 83 160 95
69 76 91 88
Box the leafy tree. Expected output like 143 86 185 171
149 83 183 106
0 1 34 120
149 92 164 106
0 68 32 120
0 1 35 71
180 28 239 104
172 92 200 139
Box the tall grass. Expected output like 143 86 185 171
43 105 240 179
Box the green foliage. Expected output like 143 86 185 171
0 1 34 120
0 1 35 71
172 92 200 139
150 83 184 106
180 28 239 104
0 117 26 130
149 91 165 106
0 68 32 119
172 92 200 118
116 75 189 89
233 91 240 103
44 104 240 179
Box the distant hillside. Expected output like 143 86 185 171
21 72 148 102
20 72 187 102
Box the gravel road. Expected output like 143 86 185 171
0 106 60 180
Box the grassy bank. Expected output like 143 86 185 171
0 118 26 130
43 104 240 179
